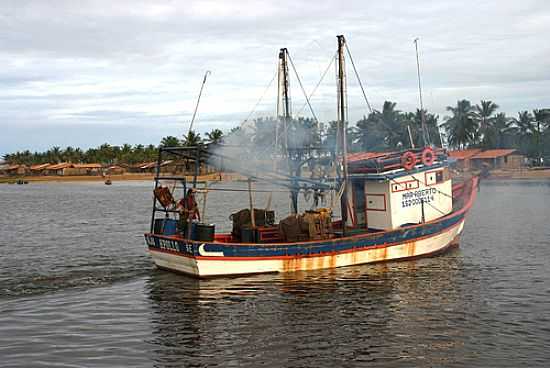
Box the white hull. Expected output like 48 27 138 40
149 220 464 277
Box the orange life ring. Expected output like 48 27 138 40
401 151 417 170
421 147 435 166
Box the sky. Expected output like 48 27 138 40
1 0 549 156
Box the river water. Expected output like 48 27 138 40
1 180 549 367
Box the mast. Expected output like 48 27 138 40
278 48 298 214
188 70 211 136
413 38 430 147
337 35 353 229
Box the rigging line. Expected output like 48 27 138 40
240 66 278 128
423 198 447 216
344 42 373 114
287 53 319 124
297 51 337 115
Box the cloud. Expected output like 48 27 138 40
1 0 550 155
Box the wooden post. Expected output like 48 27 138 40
201 182 208 224
248 178 255 228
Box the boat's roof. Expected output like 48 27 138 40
349 161 448 181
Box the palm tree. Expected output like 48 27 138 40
489 113 513 148
474 100 499 147
160 136 181 147
355 114 387 151
533 109 550 164
375 101 408 149
50 146 62 163
443 99 477 149
182 130 203 147
206 129 224 145
511 111 534 156
403 109 442 147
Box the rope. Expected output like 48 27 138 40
240 66 278 128
287 53 319 124
344 42 373 114
297 51 336 115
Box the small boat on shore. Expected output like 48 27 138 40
144 35 479 277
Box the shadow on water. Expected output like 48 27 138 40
143 250 481 367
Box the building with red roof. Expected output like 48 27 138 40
449 148 525 170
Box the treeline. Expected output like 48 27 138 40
3 129 225 166
3 99 549 165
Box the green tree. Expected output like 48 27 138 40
487 112 513 148
206 129 224 145
160 136 181 147
473 100 499 147
182 130 203 147
443 99 477 149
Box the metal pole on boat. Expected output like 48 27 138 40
188 70 211 135
201 182 208 224
278 48 298 214
337 35 352 232
248 178 256 228
421 198 426 223
414 38 430 146
407 125 415 149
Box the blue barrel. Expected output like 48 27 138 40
162 219 178 236
241 226 258 243
188 221 198 240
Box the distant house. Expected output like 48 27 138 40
29 163 51 176
470 149 524 169
4 164 29 176
106 165 126 175
0 163 9 176
447 149 482 170
45 163 75 176
130 160 174 174
129 159 213 175
65 163 103 176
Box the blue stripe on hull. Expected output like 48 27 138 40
145 211 465 259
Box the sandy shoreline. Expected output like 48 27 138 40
0 172 246 183
1 169 549 184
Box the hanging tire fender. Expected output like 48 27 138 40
422 147 435 166
401 151 417 170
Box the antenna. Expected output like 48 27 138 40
187 70 211 136
413 38 430 146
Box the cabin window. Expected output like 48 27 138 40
436 170 444 183
366 194 386 211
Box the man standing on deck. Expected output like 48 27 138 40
177 189 200 238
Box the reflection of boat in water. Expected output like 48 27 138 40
144 35 479 278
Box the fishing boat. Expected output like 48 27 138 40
144 35 478 277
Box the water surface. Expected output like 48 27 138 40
1 180 549 367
